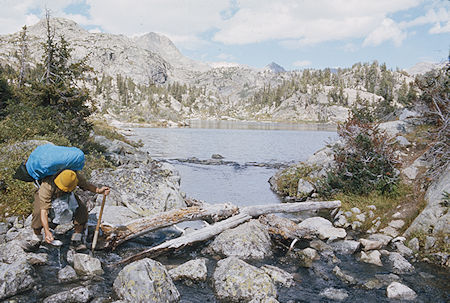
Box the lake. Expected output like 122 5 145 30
130 121 337 205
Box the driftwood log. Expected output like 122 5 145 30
112 200 341 265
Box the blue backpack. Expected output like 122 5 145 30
14 144 85 181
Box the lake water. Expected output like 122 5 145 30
130 122 338 206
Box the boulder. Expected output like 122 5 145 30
359 250 382 266
298 217 346 241
58 265 78 283
359 238 383 251
0 260 35 300
43 286 93 303
367 234 392 246
213 257 277 302
0 239 48 265
405 164 450 236
378 121 408 137
396 136 411 147
330 240 360 255
394 242 413 257
386 282 417 300
113 258 180 303
298 248 320 268
73 253 104 276
297 179 315 199
407 237 420 252
168 258 207 282
388 252 414 274
206 219 272 260
319 288 349 301
90 161 186 216
0 223 8 234
89 205 141 226
388 220 405 229
425 236 436 251
261 265 294 288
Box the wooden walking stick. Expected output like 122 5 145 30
92 194 106 252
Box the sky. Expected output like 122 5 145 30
0 0 449 71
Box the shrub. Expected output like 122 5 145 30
319 105 400 196
276 164 318 198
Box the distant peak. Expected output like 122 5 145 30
264 62 286 73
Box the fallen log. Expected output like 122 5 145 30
117 213 252 265
115 200 341 265
100 203 239 250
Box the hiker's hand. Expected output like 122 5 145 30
44 232 54 244
97 186 110 196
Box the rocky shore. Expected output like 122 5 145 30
0 113 448 302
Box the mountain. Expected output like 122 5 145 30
264 62 286 73
406 61 445 76
0 17 419 124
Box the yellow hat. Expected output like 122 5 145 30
54 170 78 192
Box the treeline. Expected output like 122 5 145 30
248 61 418 113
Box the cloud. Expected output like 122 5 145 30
363 18 407 47
217 53 236 61
429 21 450 33
292 60 312 67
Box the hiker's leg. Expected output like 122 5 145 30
31 191 43 235
73 194 88 232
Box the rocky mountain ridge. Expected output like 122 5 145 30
0 17 440 124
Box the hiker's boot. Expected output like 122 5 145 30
21 233 43 252
70 233 87 252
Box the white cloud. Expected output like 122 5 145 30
217 53 235 61
293 60 312 67
429 21 450 33
363 18 407 47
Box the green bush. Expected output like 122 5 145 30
319 105 400 196
276 164 318 198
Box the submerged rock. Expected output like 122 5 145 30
206 219 272 260
319 287 349 301
332 266 356 285
42 286 93 303
168 258 208 282
298 217 346 240
330 240 360 255
113 258 180 303
386 282 417 300
298 248 320 268
213 257 277 302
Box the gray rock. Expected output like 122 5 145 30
405 164 450 236
394 242 413 257
408 238 420 252
0 223 8 235
211 154 224 159
261 265 295 288
58 265 78 283
364 273 400 290
43 286 93 303
399 109 420 120
396 136 411 147
359 250 382 266
297 179 315 199
73 253 104 276
388 252 414 274
380 226 399 237
206 219 272 260
333 215 347 228
378 120 408 137
298 217 346 241
309 239 332 252
54 223 74 235
168 258 207 282
89 205 141 226
332 266 356 285
213 257 277 302
388 220 405 229
330 240 360 255
425 236 436 250
298 248 320 267
90 161 186 216
319 287 349 301
0 240 47 265
0 260 35 300
403 166 418 180
359 238 383 251
351 207 361 214
386 282 417 300
113 258 180 303
248 297 279 303
368 234 392 246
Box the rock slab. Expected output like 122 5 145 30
113 258 180 303
386 282 417 300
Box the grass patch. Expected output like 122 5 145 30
276 163 320 198
334 183 415 231
407 231 450 255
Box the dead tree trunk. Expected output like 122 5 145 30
113 200 341 264
100 203 239 250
